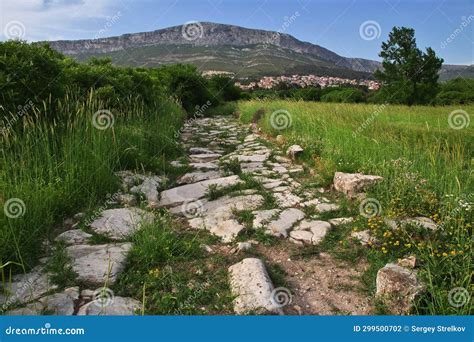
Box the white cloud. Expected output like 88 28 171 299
0 0 126 41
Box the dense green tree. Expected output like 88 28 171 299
375 27 443 105
209 75 242 102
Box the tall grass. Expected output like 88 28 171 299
238 100 473 314
0 90 185 273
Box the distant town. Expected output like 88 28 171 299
237 75 381 91
202 71 381 91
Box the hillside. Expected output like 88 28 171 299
48 22 378 78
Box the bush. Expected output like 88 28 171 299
320 88 365 103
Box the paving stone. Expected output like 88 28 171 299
89 208 154 240
38 287 80 315
267 208 305 237
0 265 57 306
77 296 141 316
158 175 243 208
55 229 92 245
177 171 223 185
252 209 280 229
66 243 131 285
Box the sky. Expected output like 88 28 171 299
1 0 473 64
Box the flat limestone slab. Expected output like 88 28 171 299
77 296 140 316
89 208 154 240
66 243 131 285
267 208 305 237
228 258 281 314
0 265 57 306
177 170 223 185
158 175 243 208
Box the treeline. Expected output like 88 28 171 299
0 40 242 121
241 78 474 105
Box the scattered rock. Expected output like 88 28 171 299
237 242 252 252
402 217 438 231
350 230 373 246
376 263 423 314
117 193 137 206
315 203 340 213
397 256 418 269
228 258 281 314
329 217 354 226
333 172 383 198
287 145 304 160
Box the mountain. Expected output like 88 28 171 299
48 22 470 80
48 22 379 79
438 64 474 81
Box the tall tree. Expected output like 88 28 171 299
375 27 443 105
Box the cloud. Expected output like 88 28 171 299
0 0 126 41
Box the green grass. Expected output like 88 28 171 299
115 214 235 314
0 91 186 275
238 100 473 315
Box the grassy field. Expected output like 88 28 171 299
238 100 473 314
